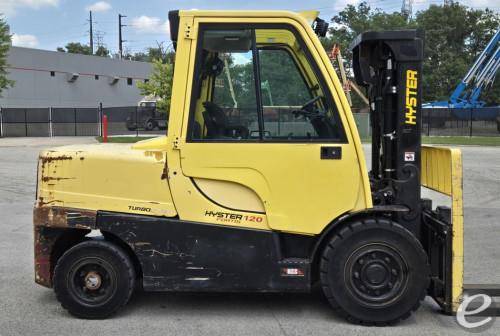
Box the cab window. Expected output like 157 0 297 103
188 25 345 142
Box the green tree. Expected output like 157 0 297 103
259 49 310 106
136 59 174 113
415 3 499 104
57 42 92 55
58 43 114 58
128 51 148 62
325 2 412 59
94 46 110 57
324 2 412 107
325 1 499 106
0 16 14 96
127 45 175 63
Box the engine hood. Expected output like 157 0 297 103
36 140 177 218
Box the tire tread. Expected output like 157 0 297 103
53 239 135 319
319 217 430 326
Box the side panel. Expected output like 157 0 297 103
98 212 311 292
33 206 311 291
37 144 176 217
180 143 360 235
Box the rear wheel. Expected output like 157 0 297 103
53 240 135 319
144 119 155 131
320 218 429 325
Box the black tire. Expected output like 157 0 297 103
320 218 429 325
53 240 135 319
144 120 155 131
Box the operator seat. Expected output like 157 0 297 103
202 101 249 139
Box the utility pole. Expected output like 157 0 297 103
89 11 94 54
118 14 127 59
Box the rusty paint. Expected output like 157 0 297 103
34 206 96 288
41 176 74 182
34 226 57 287
161 163 168 180
34 206 97 228
38 154 74 188
144 151 165 161
37 197 62 207
40 154 73 165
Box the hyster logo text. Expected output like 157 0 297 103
405 69 418 125
205 211 243 220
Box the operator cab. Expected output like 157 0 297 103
187 25 345 142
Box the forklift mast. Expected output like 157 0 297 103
350 30 424 236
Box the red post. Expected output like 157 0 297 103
102 115 108 143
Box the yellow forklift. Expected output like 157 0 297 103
33 10 499 324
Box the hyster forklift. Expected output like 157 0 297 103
33 10 499 324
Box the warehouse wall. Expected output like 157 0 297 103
0 47 152 108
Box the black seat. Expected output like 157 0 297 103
202 102 249 139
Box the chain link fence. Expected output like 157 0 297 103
422 107 500 137
0 106 167 137
0 106 498 138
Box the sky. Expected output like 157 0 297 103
2 0 498 55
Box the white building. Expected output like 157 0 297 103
1 46 152 108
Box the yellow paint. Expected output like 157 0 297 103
131 136 169 150
297 10 319 24
37 144 177 217
35 10 371 236
405 70 418 125
421 145 464 312
166 10 371 234
193 178 265 213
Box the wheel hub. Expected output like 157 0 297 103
84 271 102 290
364 263 387 285
346 244 408 306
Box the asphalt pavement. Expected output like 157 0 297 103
0 137 499 335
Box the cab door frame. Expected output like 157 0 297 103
166 13 371 235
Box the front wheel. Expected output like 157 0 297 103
53 240 136 319
320 218 429 325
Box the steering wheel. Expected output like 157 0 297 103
292 96 324 119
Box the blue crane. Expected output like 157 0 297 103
424 28 499 109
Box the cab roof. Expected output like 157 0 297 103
168 9 320 49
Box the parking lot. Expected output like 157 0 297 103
0 137 499 336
